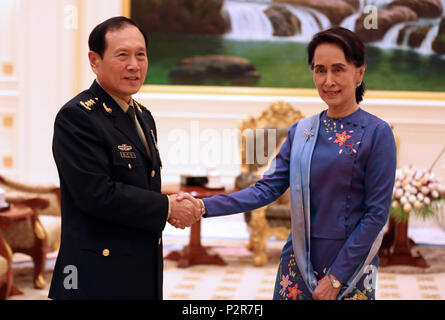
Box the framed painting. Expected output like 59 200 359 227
124 0 445 98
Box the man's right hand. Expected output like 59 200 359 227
167 193 201 228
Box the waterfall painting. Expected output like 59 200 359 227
131 0 445 92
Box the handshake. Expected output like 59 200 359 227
167 193 202 229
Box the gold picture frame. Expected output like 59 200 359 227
123 0 445 101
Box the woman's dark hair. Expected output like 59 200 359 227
88 16 148 58
307 27 366 104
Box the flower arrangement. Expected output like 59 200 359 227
390 166 445 223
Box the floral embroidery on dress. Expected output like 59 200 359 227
276 254 306 300
344 288 374 300
288 284 303 300
324 119 338 134
334 131 351 147
324 119 361 157
280 274 292 290
275 255 376 300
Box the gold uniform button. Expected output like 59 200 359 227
128 163 132 169
158 237 162 245
102 249 110 257
151 170 156 178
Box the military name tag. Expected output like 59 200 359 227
120 152 136 159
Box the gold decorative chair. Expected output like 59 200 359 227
0 175 61 289
236 101 304 266
0 232 13 299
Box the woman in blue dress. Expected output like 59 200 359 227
172 27 397 300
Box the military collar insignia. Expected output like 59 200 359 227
136 105 143 114
103 102 112 114
118 144 133 151
134 100 150 112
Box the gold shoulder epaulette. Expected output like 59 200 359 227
79 97 99 112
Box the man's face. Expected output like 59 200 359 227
89 25 148 103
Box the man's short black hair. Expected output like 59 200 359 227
88 16 148 58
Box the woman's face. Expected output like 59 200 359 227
312 42 365 111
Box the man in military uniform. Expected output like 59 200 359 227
49 16 201 300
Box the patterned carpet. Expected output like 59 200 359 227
164 237 445 300
5 214 445 300
7 236 445 300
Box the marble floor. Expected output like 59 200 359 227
7 214 445 300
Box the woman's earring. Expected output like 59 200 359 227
357 81 362 87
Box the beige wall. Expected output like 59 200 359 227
0 0 122 183
136 90 445 188
1 0 445 213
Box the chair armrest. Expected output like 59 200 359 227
5 197 49 211
235 172 260 189
0 204 36 229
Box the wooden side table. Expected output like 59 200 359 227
162 184 236 268
378 218 429 268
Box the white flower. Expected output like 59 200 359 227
403 203 412 213
395 189 404 199
414 200 422 209
392 166 443 214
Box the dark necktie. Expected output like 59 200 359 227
127 105 151 158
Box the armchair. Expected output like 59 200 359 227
0 232 13 299
0 175 61 289
236 101 304 266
